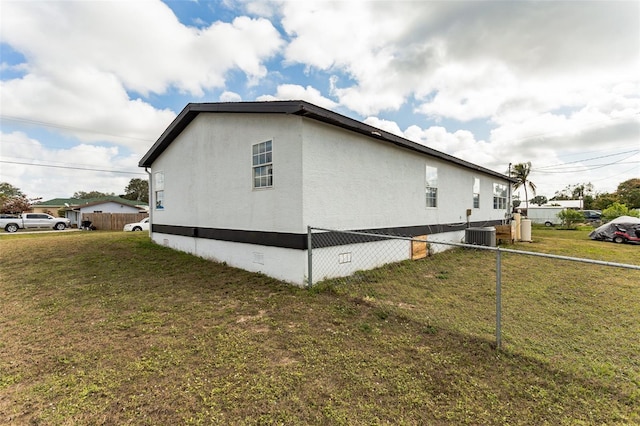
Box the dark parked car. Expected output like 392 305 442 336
579 210 602 223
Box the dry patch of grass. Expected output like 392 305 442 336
1 230 638 425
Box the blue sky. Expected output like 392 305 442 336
1 0 638 201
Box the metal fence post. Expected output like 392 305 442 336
496 247 502 350
307 226 313 288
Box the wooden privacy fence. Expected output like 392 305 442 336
82 213 148 231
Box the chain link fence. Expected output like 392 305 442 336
307 227 640 353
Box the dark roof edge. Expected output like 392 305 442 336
35 196 147 207
75 199 146 209
138 100 514 182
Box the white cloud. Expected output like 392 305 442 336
281 1 418 115
2 1 284 96
219 91 243 102
0 71 175 155
242 0 279 19
414 62 519 122
278 1 639 125
362 117 403 137
0 131 142 199
0 0 283 151
403 125 498 169
400 108 640 198
257 84 338 110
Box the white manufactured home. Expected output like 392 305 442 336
139 101 513 285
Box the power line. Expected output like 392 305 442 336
532 160 640 174
493 113 640 146
1 153 148 172
0 159 146 175
588 165 640 183
0 115 156 143
534 150 640 171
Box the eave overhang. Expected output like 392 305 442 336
138 100 515 183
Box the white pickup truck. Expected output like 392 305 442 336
0 213 71 233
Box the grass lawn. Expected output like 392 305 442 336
1 229 638 425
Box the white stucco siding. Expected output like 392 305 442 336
151 113 304 233
301 122 421 229
308 229 466 283
152 233 307 285
150 112 508 235
152 229 469 286
476 176 508 222
311 239 411 282
441 170 509 224
301 120 509 230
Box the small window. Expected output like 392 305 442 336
154 171 164 190
425 166 438 208
155 190 164 210
253 140 273 188
154 171 165 210
473 178 480 208
493 183 507 210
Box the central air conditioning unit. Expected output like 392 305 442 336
465 227 496 247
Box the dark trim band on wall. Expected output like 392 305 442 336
152 224 307 249
152 220 504 250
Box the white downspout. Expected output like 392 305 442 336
507 163 512 222
145 167 152 236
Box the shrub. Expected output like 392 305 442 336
557 209 584 229
602 202 640 222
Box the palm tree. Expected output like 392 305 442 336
510 162 537 210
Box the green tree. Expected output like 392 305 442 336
72 191 115 199
511 194 521 210
0 182 24 198
571 183 594 199
592 192 618 210
551 192 570 201
121 178 149 203
557 209 585 229
582 194 595 210
510 162 536 209
602 202 640 222
616 178 640 209
0 182 36 214
530 195 548 206
551 182 594 201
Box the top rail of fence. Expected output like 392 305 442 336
309 227 640 271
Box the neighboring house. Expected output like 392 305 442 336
30 199 67 216
139 100 514 285
33 197 148 227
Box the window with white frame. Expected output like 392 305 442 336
493 183 507 209
154 171 165 210
473 177 480 208
155 190 164 210
425 166 438 208
252 140 273 188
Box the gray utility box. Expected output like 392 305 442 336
465 227 497 247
